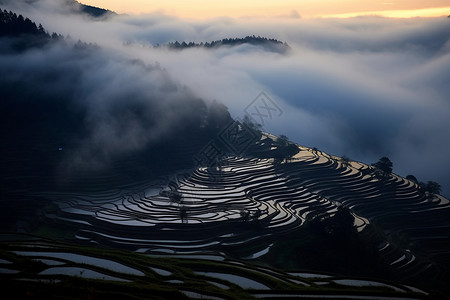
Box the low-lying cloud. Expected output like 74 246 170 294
0 36 205 174
2 0 450 195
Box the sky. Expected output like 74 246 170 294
1 0 450 196
80 0 450 19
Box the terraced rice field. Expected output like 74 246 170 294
0 131 439 298
34 136 449 292
0 234 431 300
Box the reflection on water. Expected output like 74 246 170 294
150 267 172 276
39 267 130 282
333 279 405 292
14 251 144 276
195 271 269 290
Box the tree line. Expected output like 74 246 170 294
0 9 65 51
0 9 102 53
0 9 49 38
370 156 441 196
156 35 290 53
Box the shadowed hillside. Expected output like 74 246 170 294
66 0 116 18
0 10 232 229
36 133 450 296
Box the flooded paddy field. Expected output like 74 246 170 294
2 140 449 298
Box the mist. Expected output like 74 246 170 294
1 0 449 195
0 24 207 174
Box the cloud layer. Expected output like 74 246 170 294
2 0 450 195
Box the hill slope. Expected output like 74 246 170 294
28 132 450 296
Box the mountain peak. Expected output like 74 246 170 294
65 0 116 18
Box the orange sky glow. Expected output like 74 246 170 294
79 0 450 19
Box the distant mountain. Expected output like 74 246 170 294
67 0 116 18
157 36 291 54
0 0 115 19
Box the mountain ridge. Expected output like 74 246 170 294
155 36 290 53
0 0 115 19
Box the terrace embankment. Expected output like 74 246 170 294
35 138 450 294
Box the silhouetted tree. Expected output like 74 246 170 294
371 156 393 179
206 100 232 132
179 206 188 224
37 24 45 34
372 157 393 173
51 32 63 40
309 207 355 238
406 175 419 184
240 210 250 222
427 181 441 195
242 114 262 133
0 9 59 51
169 190 183 203
340 155 351 168
252 209 262 222
0 9 49 38
420 181 441 196
163 36 289 53
276 135 289 147
284 143 300 162
272 135 299 163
